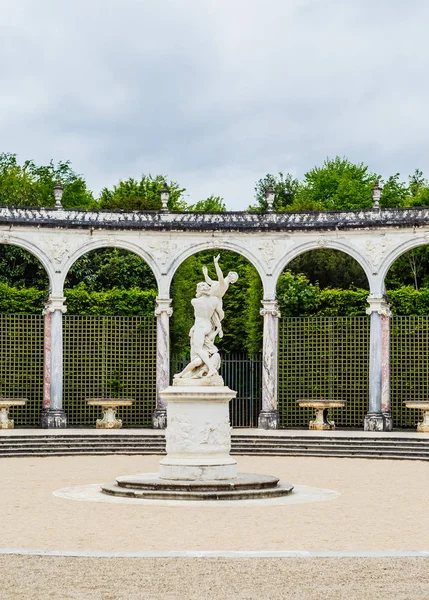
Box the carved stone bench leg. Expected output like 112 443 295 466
309 408 335 431
417 410 429 433
96 406 122 429
0 406 13 429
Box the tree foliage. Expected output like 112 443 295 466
170 251 262 355
187 195 226 212
97 175 187 211
65 248 157 291
0 153 93 208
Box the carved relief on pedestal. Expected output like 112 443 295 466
166 414 231 454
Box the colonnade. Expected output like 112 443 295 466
39 291 393 432
3 202 425 432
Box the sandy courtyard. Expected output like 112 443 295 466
1 454 429 599
0 454 428 552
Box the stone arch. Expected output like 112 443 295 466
378 236 429 285
272 239 373 294
165 240 267 297
0 235 55 290
60 239 162 293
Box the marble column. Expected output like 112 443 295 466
364 294 393 431
40 296 67 428
258 299 280 429
152 297 173 429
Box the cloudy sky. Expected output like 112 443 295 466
1 0 429 209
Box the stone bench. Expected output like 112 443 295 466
297 399 346 430
85 398 135 429
404 401 429 433
0 398 27 429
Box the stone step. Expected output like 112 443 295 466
116 472 281 492
101 480 294 501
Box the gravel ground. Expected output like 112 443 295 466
1 556 429 600
1 454 429 598
0 454 428 551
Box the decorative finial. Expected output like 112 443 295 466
53 181 64 209
160 181 170 212
372 181 382 209
265 185 275 212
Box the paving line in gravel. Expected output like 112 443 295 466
1 549 429 558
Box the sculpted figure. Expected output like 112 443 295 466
174 255 238 381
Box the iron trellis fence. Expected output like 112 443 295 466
278 317 370 428
0 314 44 426
3 314 429 429
63 315 156 427
390 316 429 428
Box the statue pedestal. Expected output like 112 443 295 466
159 382 237 481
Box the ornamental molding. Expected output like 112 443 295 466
258 239 289 274
40 236 80 266
365 294 392 317
365 238 394 271
155 298 173 317
260 299 281 318
148 240 178 266
43 296 67 315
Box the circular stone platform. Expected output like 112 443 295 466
101 472 294 501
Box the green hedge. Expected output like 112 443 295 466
0 282 156 315
2 281 429 317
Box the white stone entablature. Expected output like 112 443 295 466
2 206 429 296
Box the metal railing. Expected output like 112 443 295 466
172 353 262 428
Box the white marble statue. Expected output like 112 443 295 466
174 255 238 381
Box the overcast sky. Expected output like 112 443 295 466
1 0 429 209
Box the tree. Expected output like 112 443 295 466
276 271 319 316
250 172 300 211
65 248 157 291
97 175 186 211
0 153 93 208
408 169 429 207
298 156 378 211
0 246 49 290
187 196 226 212
287 249 369 290
379 173 409 208
170 251 263 355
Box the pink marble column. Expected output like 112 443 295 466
258 299 280 429
380 308 393 430
364 294 393 431
40 296 67 428
43 312 52 410
152 297 173 429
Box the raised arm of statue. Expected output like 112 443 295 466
202 265 214 287
213 254 226 289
